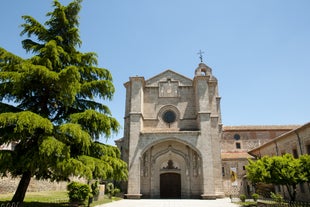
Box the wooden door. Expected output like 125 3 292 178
160 173 181 198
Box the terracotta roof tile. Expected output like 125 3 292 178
221 152 253 160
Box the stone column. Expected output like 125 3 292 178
198 112 218 199
194 64 224 199
126 77 144 199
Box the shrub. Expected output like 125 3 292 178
67 181 91 204
106 182 121 199
239 194 246 202
114 188 121 195
252 193 259 201
270 192 283 203
106 182 114 199
91 181 100 197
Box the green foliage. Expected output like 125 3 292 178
299 154 310 181
69 110 119 139
269 154 304 186
91 181 100 196
106 182 120 199
246 154 310 201
67 182 90 203
0 0 127 203
0 191 119 207
270 192 283 203
114 188 121 197
2 191 68 201
246 156 270 184
0 150 13 176
251 193 259 201
239 201 257 207
106 183 114 193
239 194 246 202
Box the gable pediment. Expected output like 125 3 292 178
145 70 192 87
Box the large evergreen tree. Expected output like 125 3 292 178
0 0 127 203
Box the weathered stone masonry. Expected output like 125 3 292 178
116 63 225 199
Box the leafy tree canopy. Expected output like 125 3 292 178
246 154 310 201
0 0 127 203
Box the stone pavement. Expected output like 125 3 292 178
96 198 239 207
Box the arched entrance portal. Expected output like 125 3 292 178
140 140 203 198
160 173 181 198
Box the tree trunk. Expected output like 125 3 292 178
11 171 32 204
285 184 296 201
291 184 297 202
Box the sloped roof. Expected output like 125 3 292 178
145 70 193 87
223 125 300 131
221 151 254 160
248 122 310 156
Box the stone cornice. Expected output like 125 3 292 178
140 130 200 135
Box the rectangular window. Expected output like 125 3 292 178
236 142 241 149
292 149 298 158
243 166 246 171
222 167 225 177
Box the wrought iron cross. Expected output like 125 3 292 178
197 50 204 62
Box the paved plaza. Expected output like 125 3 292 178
96 198 239 207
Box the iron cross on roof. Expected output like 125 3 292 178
197 50 205 63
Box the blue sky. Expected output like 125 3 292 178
1 0 310 145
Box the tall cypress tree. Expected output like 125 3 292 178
0 0 127 203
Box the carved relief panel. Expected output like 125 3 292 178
159 79 179 97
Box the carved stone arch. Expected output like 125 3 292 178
140 137 202 159
153 145 188 162
139 139 203 198
152 144 190 172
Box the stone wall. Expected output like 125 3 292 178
0 176 68 194
221 126 297 152
0 176 90 194
220 125 298 197
248 123 310 202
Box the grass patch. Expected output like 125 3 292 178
91 197 122 206
237 201 257 207
0 191 121 207
0 191 68 202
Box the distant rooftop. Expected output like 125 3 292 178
223 125 300 131
221 152 253 160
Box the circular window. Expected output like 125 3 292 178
234 134 240 140
162 110 176 124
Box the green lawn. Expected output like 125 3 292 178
0 191 121 207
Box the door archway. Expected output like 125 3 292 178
140 140 203 198
160 173 181 198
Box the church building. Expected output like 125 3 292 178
116 62 225 199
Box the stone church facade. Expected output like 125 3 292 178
115 62 303 199
116 63 224 199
